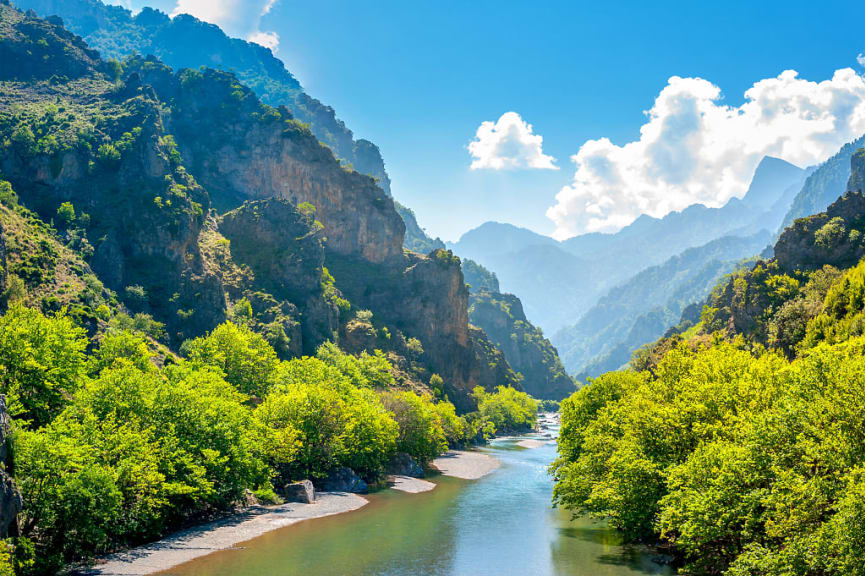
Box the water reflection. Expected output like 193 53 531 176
165 436 671 576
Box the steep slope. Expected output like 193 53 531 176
395 201 445 254
469 289 575 399
0 5 517 409
460 259 575 399
654 147 865 359
554 231 772 376
780 134 865 230
13 0 393 195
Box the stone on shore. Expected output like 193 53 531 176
284 480 315 504
321 467 368 493
388 452 424 478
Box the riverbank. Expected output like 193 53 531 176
80 450 501 576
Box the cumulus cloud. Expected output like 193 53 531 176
468 112 558 170
858 53 865 67
171 0 280 51
546 68 865 239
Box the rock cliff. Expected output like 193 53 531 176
469 289 575 400
0 5 519 410
775 150 865 273
219 199 338 353
126 59 405 264
328 249 521 411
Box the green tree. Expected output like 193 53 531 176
0 305 88 427
183 321 279 398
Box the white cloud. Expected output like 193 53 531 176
171 0 280 51
858 53 865 67
546 69 865 239
248 31 280 51
468 112 558 170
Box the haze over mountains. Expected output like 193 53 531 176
448 153 865 376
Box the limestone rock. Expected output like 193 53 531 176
321 467 368 494
220 199 338 354
284 480 315 504
469 289 575 400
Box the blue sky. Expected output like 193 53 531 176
118 0 865 241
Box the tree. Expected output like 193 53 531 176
0 305 88 427
182 321 279 398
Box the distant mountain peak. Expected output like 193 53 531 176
742 156 806 210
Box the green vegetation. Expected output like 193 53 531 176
473 386 538 434
0 303 536 572
554 197 865 575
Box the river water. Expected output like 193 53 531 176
166 429 671 576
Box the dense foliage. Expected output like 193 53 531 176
554 227 865 574
0 304 536 573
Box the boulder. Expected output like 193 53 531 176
284 479 315 504
321 467 368 493
387 452 424 478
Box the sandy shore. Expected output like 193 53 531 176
432 449 500 479
80 492 367 576
516 438 546 449
80 450 500 575
388 475 436 493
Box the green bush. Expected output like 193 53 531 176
379 391 447 464
473 385 538 434
0 305 88 427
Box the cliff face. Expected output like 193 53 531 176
329 250 520 411
127 60 404 264
14 0 393 197
469 290 575 400
774 150 865 273
0 9 226 343
219 199 338 353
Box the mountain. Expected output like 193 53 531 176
458 260 575 399
648 144 865 362
395 201 445 254
553 231 772 377
0 4 521 409
450 157 807 336
12 0 449 257
780 133 865 231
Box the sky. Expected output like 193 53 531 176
111 0 865 242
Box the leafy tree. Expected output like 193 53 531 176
473 385 538 434
380 391 447 464
0 305 88 427
183 321 279 398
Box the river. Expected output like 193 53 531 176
164 427 671 576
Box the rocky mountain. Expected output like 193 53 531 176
12 0 449 258
650 146 865 363
780 134 865 231
450 157 808 336
13 0 393 194
0 3 522 409
459 259 575 399
554 230 772 377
